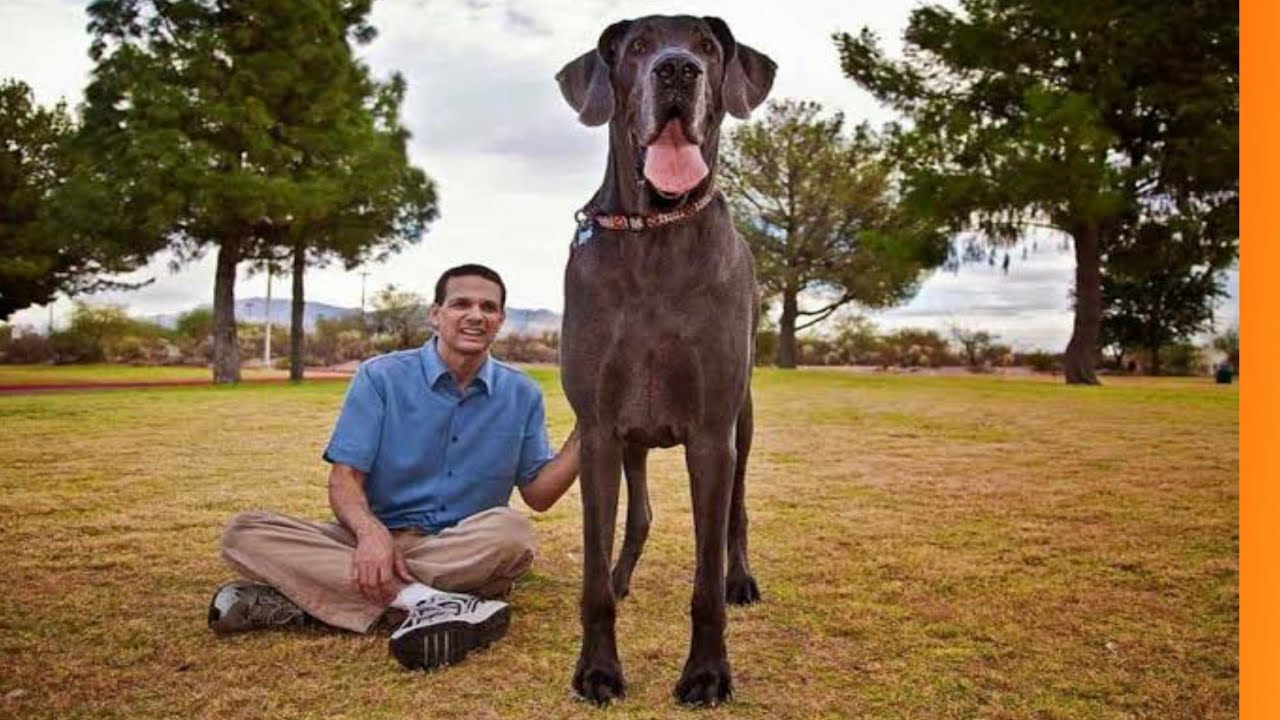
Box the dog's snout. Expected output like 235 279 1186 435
652 53 702 90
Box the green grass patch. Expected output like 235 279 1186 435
0 369 1237 719
0 364 301 385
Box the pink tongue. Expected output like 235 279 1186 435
643 120 708 195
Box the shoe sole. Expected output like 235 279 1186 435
389 606 510 671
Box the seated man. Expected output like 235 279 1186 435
208 263 580 671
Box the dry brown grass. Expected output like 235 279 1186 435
0 369 1237 719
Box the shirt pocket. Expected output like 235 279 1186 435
487 432 524 480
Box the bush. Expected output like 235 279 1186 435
1159 342 1208 376
754 328 778 366
880 329 954 368
0 325 54 364
1020 351 1061 373
492 331 560 364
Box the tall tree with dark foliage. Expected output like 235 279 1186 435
81 0 436 382
837 0 1238 383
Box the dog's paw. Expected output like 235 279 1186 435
573 661 626 706
674 659 733 707
725 574 761 605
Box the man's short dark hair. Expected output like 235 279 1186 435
433 264 507 309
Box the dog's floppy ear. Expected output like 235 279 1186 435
704 16 777 119
556 20 631 127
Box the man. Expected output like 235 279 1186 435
208 264 581 672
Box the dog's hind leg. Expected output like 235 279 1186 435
725 390 761 605
611 443 651 600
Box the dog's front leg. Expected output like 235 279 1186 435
675 431 736 706
573 427 626 705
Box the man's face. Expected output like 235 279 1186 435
428 275 505 360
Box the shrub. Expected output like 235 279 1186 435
1021 351 1060 373
0 325 54 364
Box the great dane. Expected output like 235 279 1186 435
555 15 776 706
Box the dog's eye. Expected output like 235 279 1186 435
699 38 716 55
630 38 648 54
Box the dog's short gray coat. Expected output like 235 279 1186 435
555 15 776 707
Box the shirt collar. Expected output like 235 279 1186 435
420 338 494 395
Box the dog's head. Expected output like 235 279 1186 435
557 16 776 202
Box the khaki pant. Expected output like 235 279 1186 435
219 507 536 633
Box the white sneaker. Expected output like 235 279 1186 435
388 592 510 670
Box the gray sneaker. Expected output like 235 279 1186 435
388 592 510 670
207 581 313 634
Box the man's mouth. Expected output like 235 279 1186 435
460 327 486 338
640 113 709 197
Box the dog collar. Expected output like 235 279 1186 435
573 191 717 247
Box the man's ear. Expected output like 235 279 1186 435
555 20 631 127
703 16 777 119
426 304 440 332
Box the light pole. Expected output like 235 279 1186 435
263 266 272 368
360 270 370 321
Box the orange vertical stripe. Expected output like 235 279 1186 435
1241 0 1272 717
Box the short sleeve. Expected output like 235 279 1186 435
515 392 556 486
322 364 385 473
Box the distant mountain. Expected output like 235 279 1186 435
502 308 561 337
146 298 356 331
145 298 561 334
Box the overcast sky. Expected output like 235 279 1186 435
1 0 1238 351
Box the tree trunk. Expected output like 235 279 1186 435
1063 224 1102 385
212 238 242 384
290 242 305 381
1148 343 1162 376
777 289 798 369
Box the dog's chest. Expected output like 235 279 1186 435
562 226 753 436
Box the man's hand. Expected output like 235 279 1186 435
351 526 415 604
519 424 582 512
329 462 416 604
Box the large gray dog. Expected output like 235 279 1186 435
555 15 776 707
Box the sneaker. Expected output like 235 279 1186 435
207 581 312 634
388 592 510 671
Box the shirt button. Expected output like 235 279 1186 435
448 470 454 476
452 436 459 443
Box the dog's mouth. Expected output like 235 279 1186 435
639 110 708 200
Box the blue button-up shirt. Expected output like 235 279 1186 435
322 339 555 533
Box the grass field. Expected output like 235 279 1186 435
0 364 311 386
0 368 1237 719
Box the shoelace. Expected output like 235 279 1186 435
403 593 484 628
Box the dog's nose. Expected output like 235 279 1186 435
653 53 702 89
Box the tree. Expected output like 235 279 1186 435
282 72 436 381
174 306 214 343
836 0 1239 384
0 79 150 318
720 100 948 368
1213 326 1239 373
950 326 1002 369
1100 215 1233 375
79 0 435 384
232 21 437 381
369 284 428 351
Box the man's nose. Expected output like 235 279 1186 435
653 52 703 93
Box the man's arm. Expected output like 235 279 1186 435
518 426 581 512
328 463 413 604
